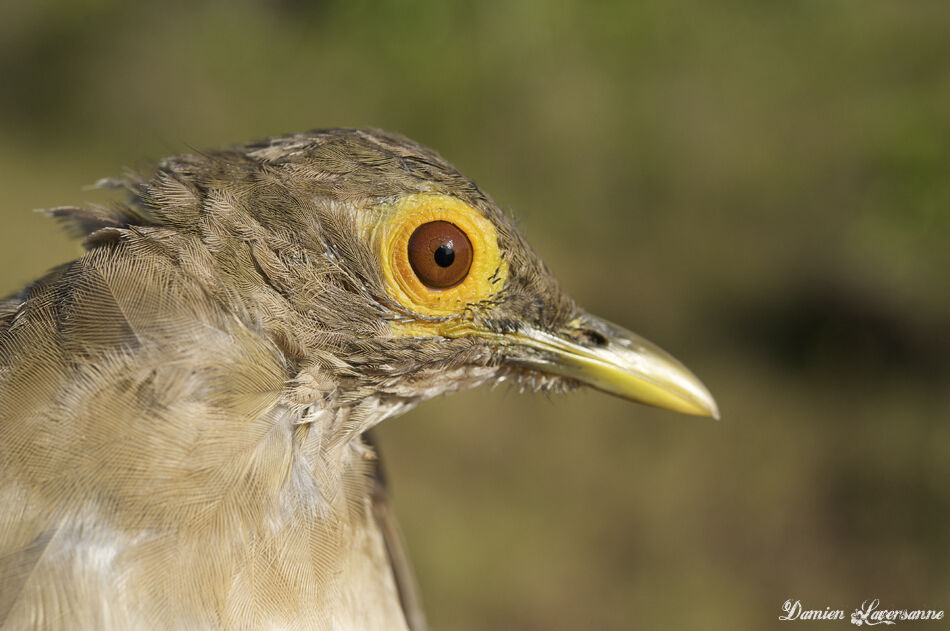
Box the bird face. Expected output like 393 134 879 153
232 130 716 419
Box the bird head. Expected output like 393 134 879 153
74 128 717 423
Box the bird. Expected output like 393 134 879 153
0 128 718 630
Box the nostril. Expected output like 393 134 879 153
578 328 609 348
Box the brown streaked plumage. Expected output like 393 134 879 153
0 129 717 630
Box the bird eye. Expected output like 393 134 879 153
407 221 473 289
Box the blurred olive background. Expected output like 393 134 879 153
2 1 948 629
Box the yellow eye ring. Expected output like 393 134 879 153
372 193 508 319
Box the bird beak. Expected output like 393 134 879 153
450 312 719 419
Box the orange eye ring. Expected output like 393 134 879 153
407 221 473 289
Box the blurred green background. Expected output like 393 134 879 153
2 1 948 629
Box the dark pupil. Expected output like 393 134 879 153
434 243 455 267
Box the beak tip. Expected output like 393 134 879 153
693 383 720 421
687 390 720 421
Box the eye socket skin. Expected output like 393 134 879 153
407 221 473 289
369 193 508 324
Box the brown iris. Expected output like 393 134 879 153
407 221 474 289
